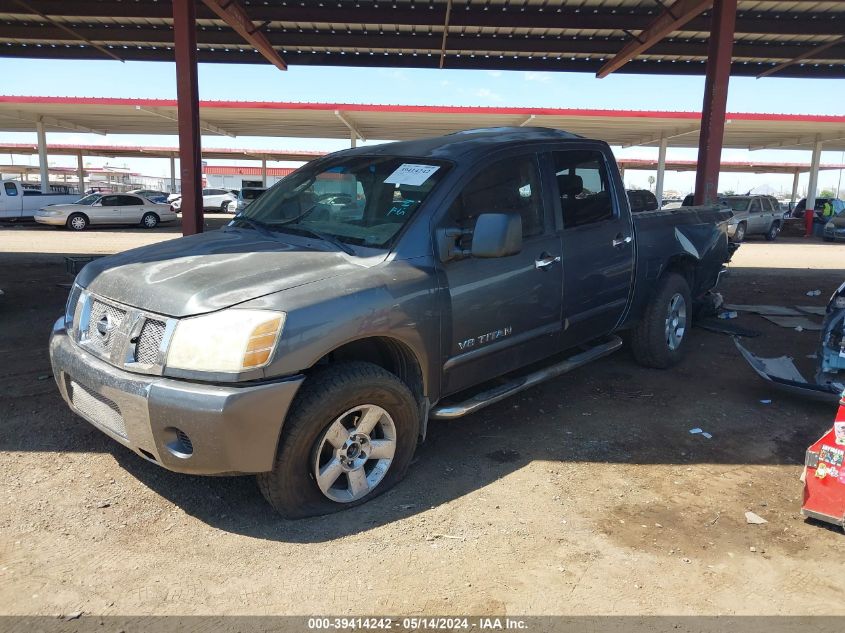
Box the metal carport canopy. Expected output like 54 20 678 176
1 97 844 152
2 0 845 78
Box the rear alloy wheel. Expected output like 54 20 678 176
141 212 159 229
257 362 419 518
629 272 692 369
765 221 780 241
66 213 88 231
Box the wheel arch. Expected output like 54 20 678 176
310 335 430 438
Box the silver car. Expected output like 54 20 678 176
34 193 178 231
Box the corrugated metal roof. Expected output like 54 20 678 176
1 96 844 151
1 0 843 77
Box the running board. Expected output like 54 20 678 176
430 335 623 420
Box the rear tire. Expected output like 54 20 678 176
257 362 420 519
765 221 780 241
66 213 88 231
629 272 692 369
141 212 159 229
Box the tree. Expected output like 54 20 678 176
723 189 735 196
647 175 656 192
820 188 835 198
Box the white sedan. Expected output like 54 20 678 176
34 193 178 231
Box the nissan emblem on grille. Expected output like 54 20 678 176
96 312 116 339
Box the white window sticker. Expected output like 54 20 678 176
384 163 440 186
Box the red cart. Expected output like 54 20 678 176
802 395 845 530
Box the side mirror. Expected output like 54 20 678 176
471 213 522 258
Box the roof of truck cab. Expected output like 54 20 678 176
344 127 586 161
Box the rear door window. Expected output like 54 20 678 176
552 150 615 228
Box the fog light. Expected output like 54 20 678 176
163 427 193 458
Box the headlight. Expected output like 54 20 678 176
65 284 83 329
166 309 285 373
826 222 834 229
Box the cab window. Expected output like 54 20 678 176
448 155 544 238
4 182 18 196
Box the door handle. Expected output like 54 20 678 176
535 254 561 270
612 234 633 248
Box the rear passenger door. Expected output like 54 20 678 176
747 198 764 233
116 195 145 223
551 148 634 349
439 153 563 395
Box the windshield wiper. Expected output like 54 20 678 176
278 224 355 256
229 214 279 240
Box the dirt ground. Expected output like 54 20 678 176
1 223 844 617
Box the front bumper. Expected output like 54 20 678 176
50 319 304 475
823 226 845 241
34 213 67 226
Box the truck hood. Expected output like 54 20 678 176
828 215 845 228
76 227 367 317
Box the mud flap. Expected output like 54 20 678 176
733 338 842 403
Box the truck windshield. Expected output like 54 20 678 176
238 156 450 249
75 193 102 205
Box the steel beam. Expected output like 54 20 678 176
9 2 839 35
622 125 701 148
656 137 668 207
77 151 85 195
261 156 267 187
596 0 713 78
750 133 845 151
805 138 823 235
0 109 106 135
170 155 176 193
334 111 365 143
518 115 537 128
36 119 49 193
134 105 236 138
757 35 845 79
10 0 124 62
791 170 800 210
693 0 737 205
173 0 203 236
200 0 286 71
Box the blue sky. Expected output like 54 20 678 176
2 58 844 195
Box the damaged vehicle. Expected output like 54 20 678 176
736 282 845 401
50 127 734 517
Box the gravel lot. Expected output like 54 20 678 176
1 223 844 617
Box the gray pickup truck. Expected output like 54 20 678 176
50 128 733 517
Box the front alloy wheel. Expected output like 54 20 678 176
314 404 397 503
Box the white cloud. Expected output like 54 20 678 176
475 88 503 102
485 70 503 78
524 71 551 83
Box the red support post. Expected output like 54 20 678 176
693 0 737 206
173 0 203 235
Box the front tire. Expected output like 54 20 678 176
141 212 159 229
629 272 692 369
66 213 88 231
732 222 746 243
257 362 420 519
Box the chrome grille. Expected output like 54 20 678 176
85 300 126 358
135 319 165 364
69 380 127 438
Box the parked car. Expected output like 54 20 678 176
34 192 177 230
793 197 845 220
50 127 734 517
170 188 237 213
683 193 781 242
627 189 659 213
226 187 267 213
0 180 81 220
823 207 845 242
127 189 169 204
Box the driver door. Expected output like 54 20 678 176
439 153 563 396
